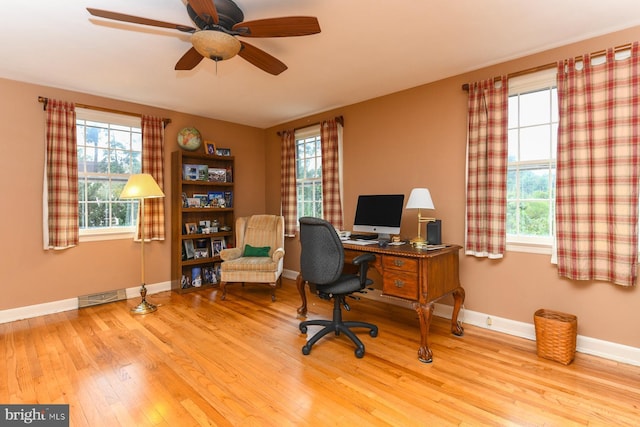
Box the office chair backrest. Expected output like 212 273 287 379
299 217 344 285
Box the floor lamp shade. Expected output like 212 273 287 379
120 173 165 314
120 173 165 199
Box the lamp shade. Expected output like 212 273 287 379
120 173 165 199
406 188 435 210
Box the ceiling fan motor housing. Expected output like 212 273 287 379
187 0 244 32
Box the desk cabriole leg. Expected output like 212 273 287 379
414 302 434 363
296 274 308 317
451 287 465 336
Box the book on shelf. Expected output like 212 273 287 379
224 191 233 208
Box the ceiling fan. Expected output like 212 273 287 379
87 0 321 75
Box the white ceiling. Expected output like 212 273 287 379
1 0 640 128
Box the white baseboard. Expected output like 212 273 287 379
0 281 172 324
3 275 638 367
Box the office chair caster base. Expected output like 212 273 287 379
302 344 312 355
355 347 365 358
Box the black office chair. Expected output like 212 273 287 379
298 216 378 358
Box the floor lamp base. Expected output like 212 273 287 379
130 284 157 315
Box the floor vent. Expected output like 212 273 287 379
78 289 127 308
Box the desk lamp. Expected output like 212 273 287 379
120 173 165 314
406 188 436 249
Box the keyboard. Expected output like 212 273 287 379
349 233 378 240
342 239 378 246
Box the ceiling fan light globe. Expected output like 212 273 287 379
192 30 241 61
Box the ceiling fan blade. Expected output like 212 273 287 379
233 17 320 37
187 0 219 25
238 41 287 75
87 8 196 33
175 47 205 70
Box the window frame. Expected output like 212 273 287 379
76 108 142 242
294 124 323 222
506 69 558 254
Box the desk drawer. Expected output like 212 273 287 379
382 270 418 300
383 255 418 273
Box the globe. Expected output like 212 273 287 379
177 127 202 151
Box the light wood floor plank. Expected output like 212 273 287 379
1 279 639 426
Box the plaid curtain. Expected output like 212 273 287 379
465 77 509 258
280 130 297 236
555 43 640 287
320 119 344 230
140 116 165 241
43 99 78 250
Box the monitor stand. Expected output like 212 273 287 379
377 233 391 241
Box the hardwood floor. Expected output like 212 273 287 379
1 278 639 426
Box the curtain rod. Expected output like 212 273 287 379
461 42 633 91
37 96 172 127
277 115 344 137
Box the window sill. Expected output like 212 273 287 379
506 242 551 255
80 229 135 243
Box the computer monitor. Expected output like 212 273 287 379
352 194 405 240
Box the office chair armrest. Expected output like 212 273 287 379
352 253 376 286
271 247 285 261
220 247 242 261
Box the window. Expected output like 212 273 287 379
507 69 558 250
295 125 323 221
76 109 142 239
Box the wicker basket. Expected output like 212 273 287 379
534 309 577 365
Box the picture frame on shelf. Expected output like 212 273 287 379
211 238 226 256
184 239 195 259
205 141 216 155
207 191 225 208
183 164 199 180
203 266 217 284
215 148 231 156
186 197 200 208
197 164 209 181
194 248 209 259
193 193 209 207
185 222 198 234
208 167 227 182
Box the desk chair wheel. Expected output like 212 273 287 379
302 344 311 355
355 347 364 358
370 329 378 338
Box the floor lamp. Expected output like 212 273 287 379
120 173 165 314
406 188 436 249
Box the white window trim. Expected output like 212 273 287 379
506 69 557 253
76 108 141 241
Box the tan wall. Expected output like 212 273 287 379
265 26 640 348
0 78 266 310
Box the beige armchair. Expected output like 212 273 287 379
219 215 285 301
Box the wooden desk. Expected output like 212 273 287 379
296 243 465 363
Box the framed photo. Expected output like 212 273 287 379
215 147 231 156
180 274 192 289
186 197 200 208
207 191 225 207
197 164 209 181
183 239 195 259
211 238 225 256
203 266 217 284
183 164 199 180
193 193 209 207
208 167 227 182
185 222 198 234
194 248 209 259
205 141 216 155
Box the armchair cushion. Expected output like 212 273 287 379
243 244 271 257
